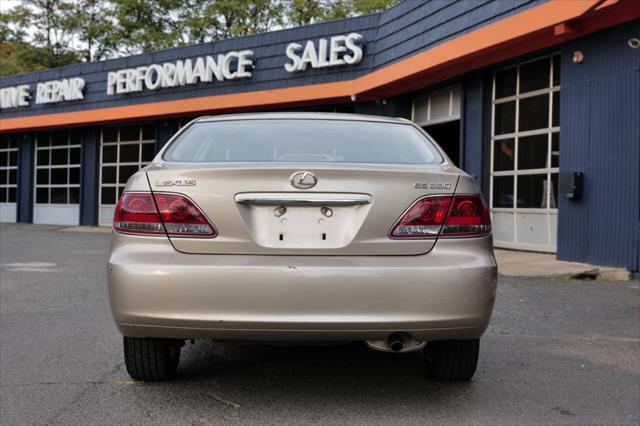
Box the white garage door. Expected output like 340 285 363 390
99 124 156 226
0 134 18 223
33 130 81 226
490 55 560 253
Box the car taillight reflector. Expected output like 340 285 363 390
390 195 491 239
113 192 216 237
390 196 452 238
154 193 216 237
440 195 491 237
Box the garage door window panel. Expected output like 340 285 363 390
493 176 514 208
99 125 156 225
494 101 516 135
493 138 514 171
495 67 517 98
34 131 81 207
518 94 549 132
518 134 548 170
519 58 550 93
0 134 19 206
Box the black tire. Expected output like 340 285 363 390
123 337 182 381
424 339 479 381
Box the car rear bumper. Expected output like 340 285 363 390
107 233 497 341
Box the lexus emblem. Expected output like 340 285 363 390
290 171 317 189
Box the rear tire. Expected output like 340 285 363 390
123 337 182 381
425 339 479 381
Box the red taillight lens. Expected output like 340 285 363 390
113 193 165 234
154 193 216 237
390 195 491 239
389 196 452 238
113 192 216 237
440 195 491 237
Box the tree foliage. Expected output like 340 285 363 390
0 0 397 76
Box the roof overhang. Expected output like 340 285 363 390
1 0 638 133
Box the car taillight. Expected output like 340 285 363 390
390 195 491 239
113 192 216 237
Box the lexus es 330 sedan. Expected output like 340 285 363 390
107 113 497 382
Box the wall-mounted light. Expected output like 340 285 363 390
572 51 584 64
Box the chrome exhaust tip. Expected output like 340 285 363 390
388 333 404 352
366 333 426 353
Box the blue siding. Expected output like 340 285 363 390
16 134 33 223
461 73 486 187
557 21 640 270
372 0 544 69
79 128 99 226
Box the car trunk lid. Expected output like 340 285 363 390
146 163 460 255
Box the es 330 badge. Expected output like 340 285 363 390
414 182 452 190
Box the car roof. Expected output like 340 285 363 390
194 112 410 124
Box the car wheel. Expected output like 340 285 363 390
123 337 182 381
424 339 479 381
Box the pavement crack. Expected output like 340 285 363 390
2 380 109 387
206 391 242 410
45 361 125 425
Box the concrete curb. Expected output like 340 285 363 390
495 249 632 281
59 226 112 234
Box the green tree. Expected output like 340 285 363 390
20 0 82 68
0 1 80 76
110 0 183 54
178 0 284 44
283 0 397 27
0 5 31 43
66 0 117 62
285 0 326 26
351 0 396 15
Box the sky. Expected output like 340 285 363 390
0 0 21 13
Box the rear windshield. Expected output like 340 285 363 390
163 119 443 165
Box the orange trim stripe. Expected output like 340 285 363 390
1 81 353 131
1 0 636 132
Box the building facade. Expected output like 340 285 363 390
1 0 639 272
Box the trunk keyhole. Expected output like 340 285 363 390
320 207 333 217
322 233 327 241
279 233 284 241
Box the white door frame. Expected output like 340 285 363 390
489 55 560 253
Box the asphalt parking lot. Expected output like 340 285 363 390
0 223 638 425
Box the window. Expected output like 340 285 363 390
490 54 560 251
34 130 81 204
412 86 461 127
164 120 442 165
99 124 156 206
0 134 19 204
